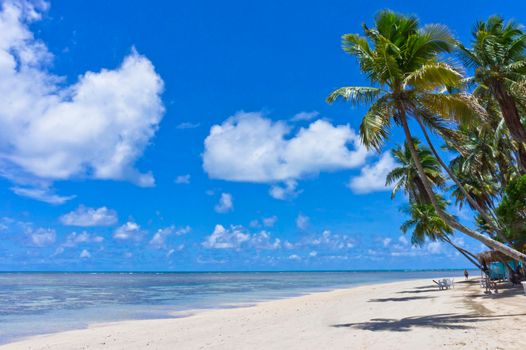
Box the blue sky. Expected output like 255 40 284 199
0 0 524 271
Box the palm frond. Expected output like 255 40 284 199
419 93 485 125
326 86 383 105
359 96 393 151
403 62 462 90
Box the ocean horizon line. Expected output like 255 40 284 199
0 268 474 274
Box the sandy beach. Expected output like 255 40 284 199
2 276 525 350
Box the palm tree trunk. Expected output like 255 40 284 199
442 236 482 270
414 116 505 239
493 84 526 171
397 109 526 263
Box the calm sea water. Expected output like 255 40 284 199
0 270 469 344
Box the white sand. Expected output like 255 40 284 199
2 277 526 350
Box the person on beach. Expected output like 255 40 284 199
464 269 469 280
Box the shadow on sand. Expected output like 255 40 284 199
331 313 526 332
368 296 436 303
397 288 438 294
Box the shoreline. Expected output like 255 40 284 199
2 275 525 349
0 270 472 345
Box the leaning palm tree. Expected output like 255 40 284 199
401 201 483 269
391 140 483 267
457 16 526 170
327 10 526 262
386 139 446 205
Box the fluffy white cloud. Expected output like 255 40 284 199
203 112 370 183
288 254 301 261
299 230 355 250
149 225 191 249
348 152 396 194
291 111 319 122
62 231 104 247
28 227 55 246
296 214 309 230
79 249 91 259
175 174 191 184
269 179 301 200
250 231 281 250
202 224 280 250
262 216 278 227
426 241 443 254
250 216 278 228
398 236 409 245
202 224 249 249
0 1 165 201
215 192 233 213
113 221 144 241
59 206 118 227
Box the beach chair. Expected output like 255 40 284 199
433 279 451 290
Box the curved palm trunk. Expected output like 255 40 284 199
398 109 526 263
442 236 482 270
493 83 526 171
414 116 507 242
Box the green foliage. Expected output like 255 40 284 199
327 10 471 152
327 10 526 262
496 175 526 249
401 199 453 246
386 139 445 204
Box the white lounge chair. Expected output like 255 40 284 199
433 278 452 290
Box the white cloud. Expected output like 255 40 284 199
113 221 144 241
28 227 55 246
398 236 409 245
175 174 191 184
215 192 233 213
296 214 309 230
202 224 280 250
348 152 396 194
250 231 281 250
309 251 318 257
79 249 91 258
0 1 165 200
176 122 200 129
262 216 278 227
382 238 392 247
149 225 191 249
203 112 370 183
288 254 301 261
60 206 118 227
202 224 249 249
284 241 294 249
11 186 74 204
62 231 104 247
291 111 319 122
300 230 355 250
269 179 301 200
249 216 277 228
427 241 443 254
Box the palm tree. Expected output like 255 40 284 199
386 139 445 205
327 10 526 262
457 16 526 170
390 139 483 267
401 201 483 269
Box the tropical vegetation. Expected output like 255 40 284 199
327 11 526 264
